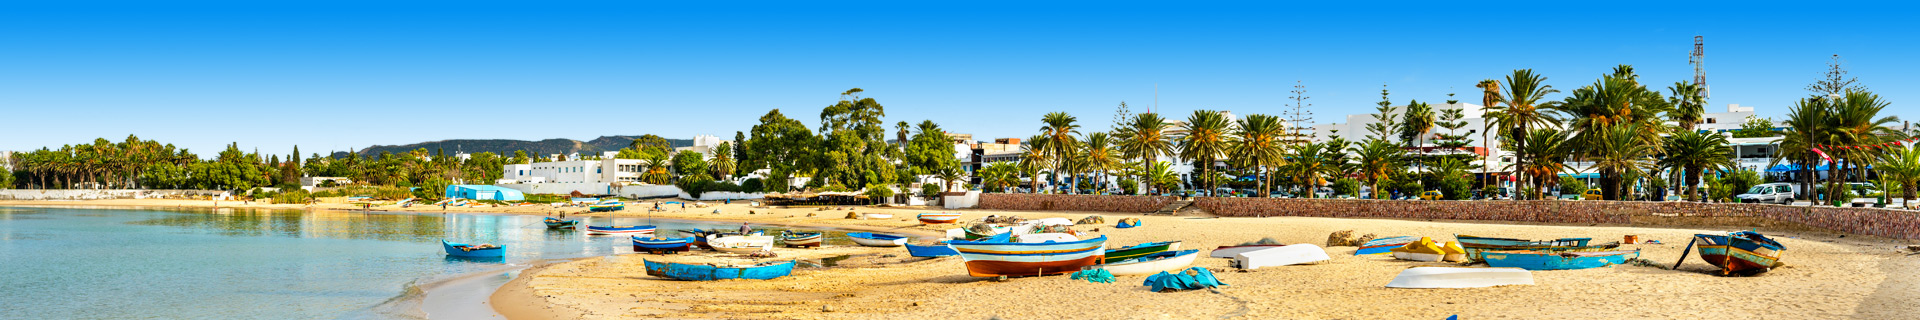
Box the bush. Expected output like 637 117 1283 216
864 186 894 204
740 178 764 193
1557 176 1586 197
1439 175 1471 200
1480 183 1502 199
1332 178 1360 198
271 189 313 204
1118 178 1139 195
524 194 566 203
921 183 943 197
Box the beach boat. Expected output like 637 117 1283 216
631 236 696 253
963 225 1013 240
707 234 777 253
585 225 656 236
442 239 505 258
1022 217 1075 226
642 259 797 281
542 217 580 229
863 213 894 219
847 232 909 247
1115 217 1142 228
1355 236 1418 255
1208 244 1287 258
1454 235 1619 261
1685 231 1786 275
1385 267 1534 288
1016 233 1079 243
1389 237 1468 262
949 235 1108 277
1483 250 1641 270
777 231 823 248
917 212 962 224
1105 241 1182 262
1100 249 1201 276
1234 244 1331 270
905 242 959 257
587 201 625 212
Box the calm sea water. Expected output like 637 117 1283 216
0 206 850 319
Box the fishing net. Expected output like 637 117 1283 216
1142 267 1229 292
1069 268 1115 283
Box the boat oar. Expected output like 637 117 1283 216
1671 236 1697 270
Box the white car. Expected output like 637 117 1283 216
1736 183 1795 204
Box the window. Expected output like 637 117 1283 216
1706 118 1717 124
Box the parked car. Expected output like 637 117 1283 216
1736 183 1795 204
1418 190 1444 200
1582 189 1604 200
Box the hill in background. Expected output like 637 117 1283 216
331 135 693 158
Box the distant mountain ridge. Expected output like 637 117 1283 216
332 136 692 158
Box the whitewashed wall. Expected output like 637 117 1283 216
943 191 981 209
497 183 613 196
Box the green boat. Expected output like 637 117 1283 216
1104 241 1181 262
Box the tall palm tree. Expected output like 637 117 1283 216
1487 69 1562 199
1824 90 1901 203
1351 139 1401 199
1228 114 1286 197
1176 110 1232 195
1659 131 1734 201
1475 79 1501 191
1556 68 1669 200
978 162 1021 192
1587 124 1657 200
1509 128 1573 199
1115 113 1174 195
933 164 967 192
1668 81 1706 132
1400 100 1435 180
1878 145 1920 204
1283 142 1340 198
1017 135 1052 193
1081 132 1120 194
1039 112 1081 194
1772 97 1830 201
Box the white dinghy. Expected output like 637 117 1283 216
706 235 776 253
1384 267 1535 289
1233 244 1331 270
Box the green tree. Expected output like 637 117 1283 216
1486 69 1562 199
749 109 815 192
1176 110 1231 195
815 88 896 190
1731 116 1781 138
1017 135 1052 193
1038 112 1081 193
1351 139 1401 199
1228 114 1286 197
1878 145 1920 203
978 162 1020 192
1556 65 1669 200
1668 81 1707 131
1659 131 1734 201
709 143 736 180
1081 132 1121 194
1115 113 1174 195
631 134 671 153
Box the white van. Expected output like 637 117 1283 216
1736 183 1795 204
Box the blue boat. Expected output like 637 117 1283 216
442 239 505 258
846 232 909 247
587 201 625 212
1354 236 1418 255
642 259 797 281
905 242 959 257
586 225 656 236
1685 231 1786 275
632 236 696 253
543 217 580 229
1481 250 1641 270
1454 235 1619 261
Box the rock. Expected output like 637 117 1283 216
821 305 834 312
845 212 861 219
1355 233 1377 245
806 213 817 217
1326 230 1355 246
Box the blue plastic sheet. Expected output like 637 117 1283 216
1070 268 1115 283
1142 267 1228 292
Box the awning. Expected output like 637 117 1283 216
1556 172 1600 179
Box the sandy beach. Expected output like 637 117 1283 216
8 199 1917 319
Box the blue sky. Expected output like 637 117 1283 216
5 1 1918 157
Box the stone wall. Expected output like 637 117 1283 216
1191 197 1920 240
976 193 1176 213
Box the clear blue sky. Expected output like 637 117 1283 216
5 1 1918 157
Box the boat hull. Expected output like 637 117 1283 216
1106 241 1180 262
632 236 695 253
1693 232 1785 275
708 235 776 253
951 235 1108 277
779 233 822 248
1235 244 1330 270
1209 245 1288 258
643 259 796 281
1101 249 1200 276
1455 235 1612 261
847 232 909 247
1354 236 1417 255
918 213 962 224
863 213 894 219
1483 250 1640 270
905 243 959 257
543 219 580 229
586 225 656 236
442 240 505 258
1385 267 1534 288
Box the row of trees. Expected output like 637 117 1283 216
7 135 510 197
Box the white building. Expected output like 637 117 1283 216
498 158 649 184
1311 102 1508 174
674 135 731 158
1694 104 1766 134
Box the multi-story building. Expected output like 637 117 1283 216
498 158 648 184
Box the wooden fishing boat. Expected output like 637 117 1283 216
1234 244 1330 270
631 236 696 253
847 232 909 247
1209 244 1287 258
1016 233 1079 243
1385 267 1534 288
905 242 959 257
587 201 625 212
585 225 656 236
1483 250 1640 270
1100 249 1200 276
1454 235 1619 261
917 212 962 224
442 239 505 258
1105 241 1181 262
863 213 894 219
963 225 1011 240
707 234 776 253
642 259 797 281
1686 231 1785 275
777 231 823 248
542 217 580 229
1354 236 1418 255
682 229 738 249
950 235 1108 277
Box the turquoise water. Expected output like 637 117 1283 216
0 206 847 319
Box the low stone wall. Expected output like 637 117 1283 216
1191 197 1920 240
0 189 232 200
976 193 1176 213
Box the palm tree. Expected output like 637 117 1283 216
1351 139 1401 199
1668 81 1706 132
1115 113 1174 195
1556 68 1669 200
1823 91 1902 204
1400 100 1435 180
1039 112 1081 194
1659 131 1734 201
1509 128 1574 199
1587 125 1656 200
1487 69 1562 199
933 164 967 193
1773 97 1829 201
1081 132 1120 194
1475 79 1501 191
978 162 1021 192
1283 142 1340 198
1176 110 1232 195
1228 114 1286 197
1017 135 1052 193
1878 145 1920 205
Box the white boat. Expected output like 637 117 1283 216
1102 250 1201 276
863 213 894 219
847 232 909 247
1385 267 1534 289
1021 217 1075 226
707 235 775 253
945 228 967 240
1234 244 1331 270
1209 244 1289 258
1016 233 1079 243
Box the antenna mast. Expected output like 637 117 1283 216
1691 35 1708 98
